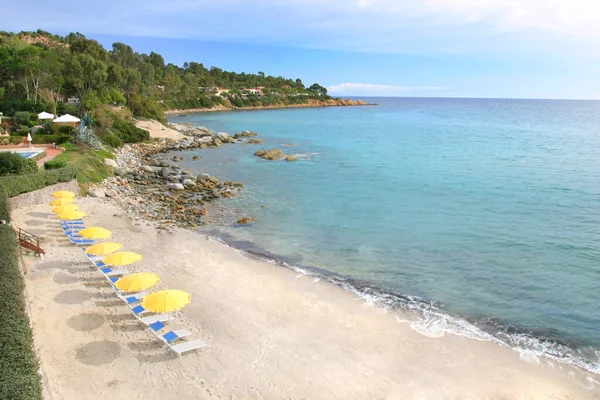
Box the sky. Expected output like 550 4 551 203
4 0 600 99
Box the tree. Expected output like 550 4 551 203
309 83 328 96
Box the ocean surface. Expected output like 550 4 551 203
168 97 600 375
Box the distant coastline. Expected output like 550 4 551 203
165 98 376 115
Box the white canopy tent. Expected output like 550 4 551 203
38 111 55 120
52 114 81 123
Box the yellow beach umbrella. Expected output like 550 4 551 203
115 273 160 293
51 191 75 198
49 198 75 206
85 242 123 256
78 227 112 239
57 211 86 220
141 290 191 313
52 204 80 214
102 251 142 266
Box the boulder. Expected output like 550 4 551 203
212 138 222 147
192 155 199 160
140 165 156 173
233 130 258 139
105 189 117 198
167 183 185 191
285 155 298 162
182 179 196 187
215 132 229 141
172 156 183 162
88 189 105 198
104 158 118 168
160 167 170 178
254 149 286 160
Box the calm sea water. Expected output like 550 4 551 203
169 98 600 374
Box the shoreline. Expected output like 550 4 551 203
96 127 600 378
164 98 375 115
12 198 599 399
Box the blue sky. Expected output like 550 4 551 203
5 0 600 99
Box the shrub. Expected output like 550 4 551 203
0 152 38 176
0 225 43 398
112 118 149 143
14 111 32 126
0 167 77 196
44 159 67 170
0 184 8 222
31 134 72 145
57 125 76 135
100 132 123 148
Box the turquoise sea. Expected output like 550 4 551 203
169 98 600 374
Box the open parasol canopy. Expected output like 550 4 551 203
141 290 191 313
115 273 160 293
78 227 112 239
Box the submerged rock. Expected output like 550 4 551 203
254 149 286 160
248 139 264 144
237 217 256 225
192 155 199 160
285 155 298 162
234 130 258 138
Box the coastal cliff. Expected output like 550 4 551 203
165 98 372 115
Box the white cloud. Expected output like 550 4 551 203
4 0 600 55
328 83 446 96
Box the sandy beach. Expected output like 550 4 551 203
12 197 599 400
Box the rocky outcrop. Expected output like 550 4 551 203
96 144 244 230
234 130 258 138
254 149 286 160
164 98 374 114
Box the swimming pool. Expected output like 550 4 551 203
0 149 44 159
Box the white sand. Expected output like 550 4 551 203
13 198 599 399
135 119 184 140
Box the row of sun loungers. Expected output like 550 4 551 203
59 220 207 357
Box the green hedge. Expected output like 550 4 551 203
0 166 77 197
0 225 42 398
32 135 73 145
0 184 9 223
0 152 38 176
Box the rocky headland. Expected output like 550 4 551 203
165 98 374 115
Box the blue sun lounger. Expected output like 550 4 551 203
68 236 95 246
148 321 192 344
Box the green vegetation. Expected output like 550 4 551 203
0 30 331 121
47 143 110 184
0 183 9 222
0 166 77 196
0 225 43 399
31 134 73 144
0 152 38 176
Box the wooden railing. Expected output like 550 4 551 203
17 227 45 261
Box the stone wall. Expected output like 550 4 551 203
9 179 79 210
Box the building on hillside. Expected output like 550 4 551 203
53 114 81 128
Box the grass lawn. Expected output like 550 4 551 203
51 143 113 188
